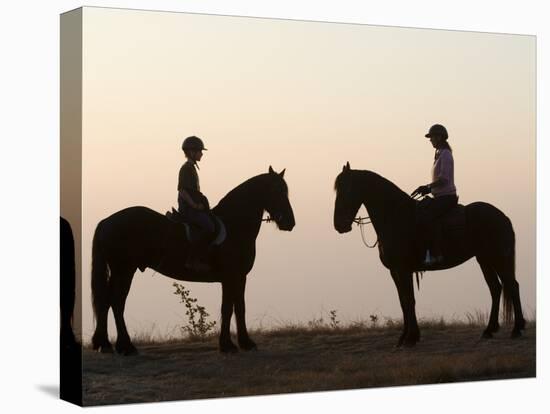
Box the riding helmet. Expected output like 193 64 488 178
425 124 448 140
182 136 207 151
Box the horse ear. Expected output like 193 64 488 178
269 166 275 174
346 161 351 170
279 168 286 178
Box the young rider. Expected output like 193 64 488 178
411 124 458 265
178 136 215 271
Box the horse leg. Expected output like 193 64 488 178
494 255 526 338
91 233 113 353
476 256 501 338
390 270 410 347
510 279 527 338
91 303 113 353
110 267 138 355
234 277 256 351
60 218 78 349
401 271 420 346
219 280 238 353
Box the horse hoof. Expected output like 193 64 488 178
116 344 138 356
220 341 239 353
395 335 405 348
511 330 522 339
94 343 113 353
220 346 239 354
481 331 493 339
403 338 418 348
239 340 257 351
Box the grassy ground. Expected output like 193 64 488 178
81 318 535 406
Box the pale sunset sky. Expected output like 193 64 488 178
75 7 535 339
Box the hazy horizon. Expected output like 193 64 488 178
72 7 535 340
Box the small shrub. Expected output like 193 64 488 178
307 316 325 330
329 310 340 329
383 317 401 329
465 310 488 327
369 314 379 328
173 283 216 340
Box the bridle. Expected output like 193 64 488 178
351 193 421 249
338 182 378 249
337 189 378 249
262 214 277 223
353 215 378 248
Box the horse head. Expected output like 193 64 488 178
334 162 363 233
264 166 295 231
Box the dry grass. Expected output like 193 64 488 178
82 317 535 406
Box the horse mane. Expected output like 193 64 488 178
335 169 413 207
214 173 287 213
361 170 412 205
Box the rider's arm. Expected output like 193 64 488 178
179 189 204 210
428 177 446 190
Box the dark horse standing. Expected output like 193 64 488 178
92 167 295 354
333 163 525 347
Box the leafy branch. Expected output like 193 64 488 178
173 283 217 340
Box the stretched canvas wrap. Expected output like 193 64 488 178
60 7 536 407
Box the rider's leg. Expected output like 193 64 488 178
184 209 216 272
429 195 458 261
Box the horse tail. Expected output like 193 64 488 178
500 217 516 326
91 222 110 322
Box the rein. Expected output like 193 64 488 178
353 216 379 248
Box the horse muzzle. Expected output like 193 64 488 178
337 226 352 234
279 222 295 231
334 221 353 234
278 215 295 231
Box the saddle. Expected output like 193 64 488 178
165 208 227 246
416 197 466 233
415 199 466 263
434 204 466 233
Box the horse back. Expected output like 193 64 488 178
465 201 515 256
440 203 466 233
95 206 184 269
425 201 514 259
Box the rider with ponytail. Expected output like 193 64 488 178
412 124 458 265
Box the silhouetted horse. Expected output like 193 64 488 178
333 163 525 347
60 217 82 403
61 217 78 349
92 167 295 355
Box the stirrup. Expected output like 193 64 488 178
423 250 443 266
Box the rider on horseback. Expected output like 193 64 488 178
411 124 458 266
178 136 215 272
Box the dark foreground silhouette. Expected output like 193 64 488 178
333 163 526 346
60 217 82 404
91 167 295 355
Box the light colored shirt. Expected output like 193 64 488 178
431 148 457 197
